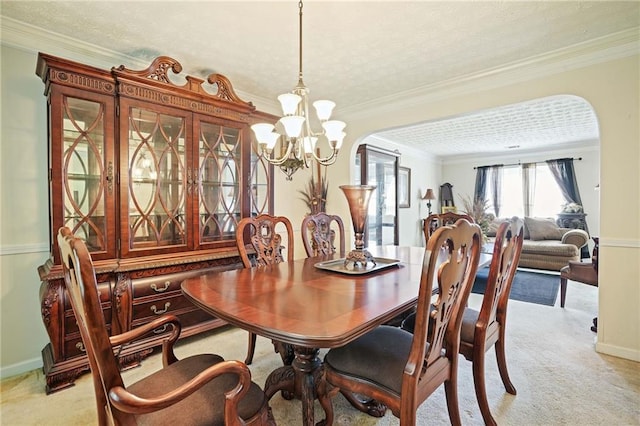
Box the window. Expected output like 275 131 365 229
485 164 565 218
531 165 565 217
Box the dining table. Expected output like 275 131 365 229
181 245 490 426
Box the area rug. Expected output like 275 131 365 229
472 267 560 306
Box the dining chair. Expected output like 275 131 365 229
57 227 275 426
323 219 482 426
236 214 295 366
423 211 474 243
458 217 524 426
301 212 346 257
560 236 599 331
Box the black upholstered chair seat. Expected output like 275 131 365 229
400 304 435 334
127 354 268 426
324 325 429 395
460 308 481 344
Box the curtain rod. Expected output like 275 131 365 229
473 157 582 170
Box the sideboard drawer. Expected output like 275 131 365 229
64 306 112 335
132 294 196 324
131 268 220 299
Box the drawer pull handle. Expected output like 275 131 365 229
153 324 169 334
151 281 171 292
150 302 171 315
76 342 86 352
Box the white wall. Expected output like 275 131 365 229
1 46 52 375
337 55 639 362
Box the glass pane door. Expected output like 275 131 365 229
60 95 113 256
356 145 399 246
367 151 397 246
197 120 242 244
249 134 271 216
126 106 187 251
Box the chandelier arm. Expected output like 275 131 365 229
314 152 339 166
310 148 338 165
260 140 295 166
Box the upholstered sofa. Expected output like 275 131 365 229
488 217 589 271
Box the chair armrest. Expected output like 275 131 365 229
561 229 589 248
108 359 251 421
110 315 181 365
563 260 598 285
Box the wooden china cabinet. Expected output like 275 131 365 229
36 53 274 394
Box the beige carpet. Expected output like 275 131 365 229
1 280 639 425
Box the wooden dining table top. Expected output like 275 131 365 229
181 245 428 349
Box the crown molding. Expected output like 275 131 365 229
340 28 640 121
0 16 272 108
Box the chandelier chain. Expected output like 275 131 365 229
250 0 346 180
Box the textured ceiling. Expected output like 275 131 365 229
372 94 601 157
2 1 638 158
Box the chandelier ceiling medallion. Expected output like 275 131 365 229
251 0 346 180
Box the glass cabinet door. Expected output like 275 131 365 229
195 118 243 247
120 102 190 255
249 135 272 217
52 91 116 262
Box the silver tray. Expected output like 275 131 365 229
314 257 401 275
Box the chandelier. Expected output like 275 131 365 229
251 1 346 180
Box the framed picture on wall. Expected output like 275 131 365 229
398 166 411 208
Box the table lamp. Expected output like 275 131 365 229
422 188 436 215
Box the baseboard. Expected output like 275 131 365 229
0 357 43 381
596 342 640 362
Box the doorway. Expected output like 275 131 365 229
355 144 399 246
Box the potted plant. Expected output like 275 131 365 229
462 195 492 243
299 175 328 214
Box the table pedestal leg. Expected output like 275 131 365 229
264 346 333 426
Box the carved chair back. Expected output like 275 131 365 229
301 212 346 257
57 227 124 425
236 214 294 268
477 217 524 338
323 219 482 425
457 217 524 425
423 212 474 243
413 219 481 374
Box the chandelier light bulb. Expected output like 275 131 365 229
313 100 335 121
251 123 276 144
303 136 317 153
280 116 305 138
322 120 346 141
335 131 346 149
264 132 280 150
278 93 302 116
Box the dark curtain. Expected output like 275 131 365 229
474 165 502 216
490 166 503 217
522 163 536 217
546 158 583 205
547 158 589 258
474 166 489 202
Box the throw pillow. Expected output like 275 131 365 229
524 217 562 241
486 218 509 237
